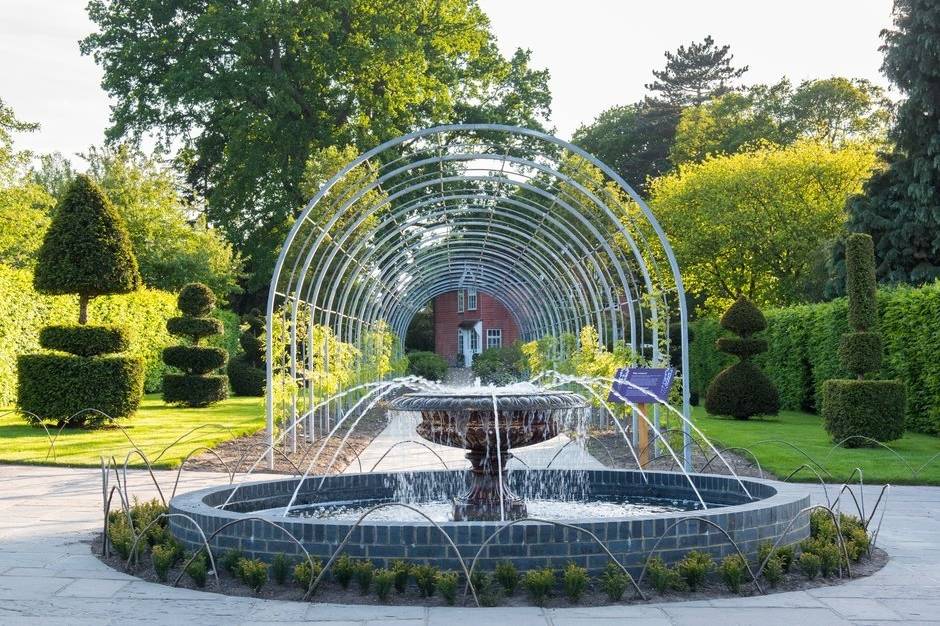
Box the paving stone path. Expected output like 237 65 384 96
1 463 937 625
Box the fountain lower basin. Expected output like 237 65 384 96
169 469 810 575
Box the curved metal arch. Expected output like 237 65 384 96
337 190 643 344
295 161 655 351
266 124 693 471
338 213 619 348
294 171 630 352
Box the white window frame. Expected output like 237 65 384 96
456 290 464 313
469 328 479 353
457 329 463 354
467 288 477 311
487 328 502 349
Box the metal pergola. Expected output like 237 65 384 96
265 124 693 470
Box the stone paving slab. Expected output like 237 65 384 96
0 462 938 624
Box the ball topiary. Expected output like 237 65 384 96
704 296 780 419
17 175 143 427
177 283 216 318
227 309 265 396
162 282 229 407
822 233 905 445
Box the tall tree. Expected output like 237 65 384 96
645 35 748 107
671 77 891 165
0 101 54 268
575 36 746 192
649 140 878 312
81 1 551 294
572 100 677 192
0 97 38 183
844 0 940 286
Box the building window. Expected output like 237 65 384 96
457 330 463 354
467 288 477 311
457 290 464 313
469 329 480 353
487 328 502 349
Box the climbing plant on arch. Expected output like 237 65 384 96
265 125 693 468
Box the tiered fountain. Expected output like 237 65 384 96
391 389 585 520
169 382 811 575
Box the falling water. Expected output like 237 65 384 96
490 390 506 522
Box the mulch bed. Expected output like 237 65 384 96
586 428 772 479
91 533 887 607
183 402 389 475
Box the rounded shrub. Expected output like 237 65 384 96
407 351 448 381
162 282 228 407
705 297 779 419
472 344 525 385
228 357 266 396
166 316 224 341
228 309 265 396
162 374 229 407
719 296 767 337
162 346 227 375
39 325 129 356
823 233 905 444
177 282 216 317
17 353 144 426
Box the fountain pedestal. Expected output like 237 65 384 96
455 449 526 521
390 390 585 521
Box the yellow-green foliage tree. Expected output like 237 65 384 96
649 140 878 312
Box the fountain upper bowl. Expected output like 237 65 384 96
390 389 585 450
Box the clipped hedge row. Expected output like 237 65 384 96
0 264 239 405
690 282 940 434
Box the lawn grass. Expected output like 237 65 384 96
690 406 940 485
0 394 263 468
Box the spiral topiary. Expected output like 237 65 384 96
227 309 265 396
17 175 144 427
822 233 905 445
162 282 228 407
704 296 780 419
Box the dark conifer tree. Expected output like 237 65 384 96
843 0 940 286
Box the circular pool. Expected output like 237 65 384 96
169 469 810 574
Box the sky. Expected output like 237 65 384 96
0 0 896 162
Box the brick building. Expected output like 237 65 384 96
433 288 520 367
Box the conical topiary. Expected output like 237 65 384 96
162 283 228 407
227 309 265 396
33 174 141 324
704 297 780 420
822 234 905 445
17 175 144 427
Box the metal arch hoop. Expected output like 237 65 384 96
266 124 693 471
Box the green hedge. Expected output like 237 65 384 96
17 353 144 426
690 281 940 434
0 264 239 404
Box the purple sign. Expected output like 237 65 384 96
608 367 675 404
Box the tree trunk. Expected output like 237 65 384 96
79 294 89 325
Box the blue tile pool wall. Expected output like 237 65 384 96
169 470 810 575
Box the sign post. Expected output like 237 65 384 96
608 367 676 469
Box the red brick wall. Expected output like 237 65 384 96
433 290 520 364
